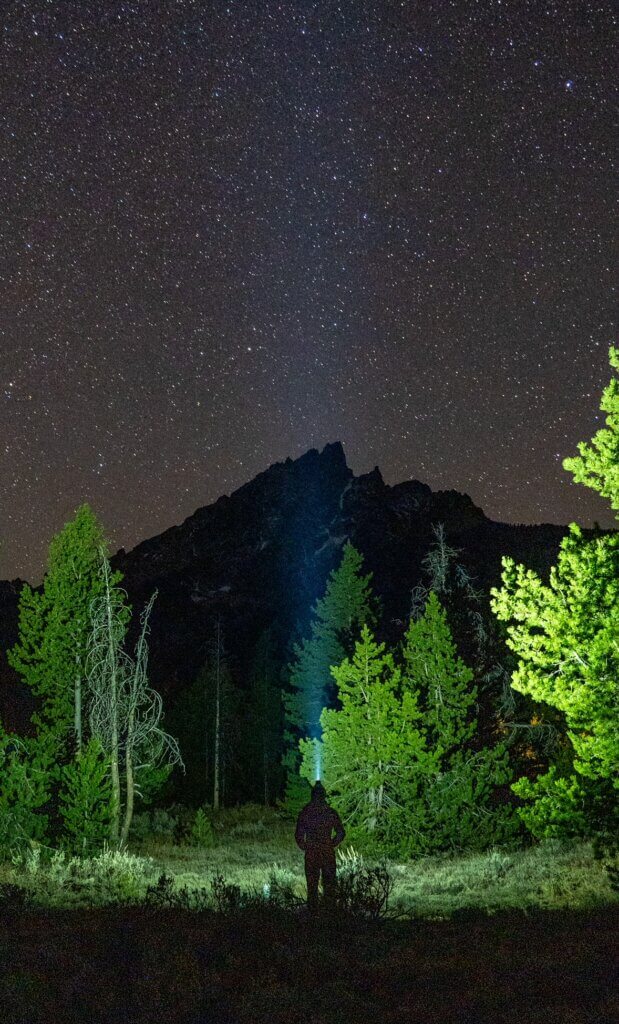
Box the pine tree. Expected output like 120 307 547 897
58 738 113 855
167 620 241 809
8 505 120 757
563 345 619 514
245 627 283 805
300 624 430 851
491 346 619 839
0 729 53 855
282 540 376 812
401 592 515 852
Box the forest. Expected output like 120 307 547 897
1 347 617 1023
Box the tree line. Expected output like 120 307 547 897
1 347 617 858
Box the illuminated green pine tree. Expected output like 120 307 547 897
300 624 431 853
563 345 619 516
8 504 121 758
282 541 376 813
58 738 113 856
400 592 515 852
491 346 619 841
0 729 54 855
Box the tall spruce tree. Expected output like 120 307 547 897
8 504 120 757
300 624 431 853
282 540 376 812
167 620 241 809
303 594 515 856
400 592 515 852
244 627 283 805
491 347 619 841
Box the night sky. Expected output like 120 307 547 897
1 1 615 582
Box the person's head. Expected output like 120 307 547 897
311 781 327 802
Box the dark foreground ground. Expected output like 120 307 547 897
1 904 617 1024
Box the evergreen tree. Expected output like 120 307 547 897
563 345 619 514
400 592 515 852
166 620 240 809
303 595 515 857
492 526 619 831
491 346 619 839
0 730 53 855
244 627 283 805
300 624 431 852
8 505 120 756
282 540 376 812
58 738 112 855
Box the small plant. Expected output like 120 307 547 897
23 847 154 907
592 834 619 895
210 872 244 913
336 844 365 871
333 862 395 920
0 881 29 912
145 872 211 910
261 870 303 910
189 808 215 847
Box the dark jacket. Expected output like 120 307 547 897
295 799 345 850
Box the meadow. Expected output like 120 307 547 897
1 803 616 916
1 806 617 1023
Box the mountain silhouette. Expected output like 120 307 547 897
0 441 568 729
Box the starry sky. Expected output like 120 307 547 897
0 1 616 581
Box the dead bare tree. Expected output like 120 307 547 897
86 554 183 846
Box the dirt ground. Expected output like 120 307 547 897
1 904 617 1024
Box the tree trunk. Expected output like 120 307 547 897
105 581 120 844
120 743 134 847
74 667 82 755
213 619 221 812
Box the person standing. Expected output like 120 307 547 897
295 781 345 911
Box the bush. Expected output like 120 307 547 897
145 872 210 910
21 848 154 907
189 808 215 847
213 803 282 834
0 734 51 856
0 881 29 912
210 872 244 913
130 806 183 842
332 862 395 920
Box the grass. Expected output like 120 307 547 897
1 811 617 1023
2 805 615 917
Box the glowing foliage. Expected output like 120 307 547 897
563 346 619 516
8 504 119 754
492 346 619 839
283 541 376 812
303 595 515 855
58 738 113 856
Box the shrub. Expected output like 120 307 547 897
24 848 154 907
0 734 51 856
332 862 395 920
210 872 244 913
0 882 29 912
130 806 183 842
58 739 112 855
145 872 210 910
189 808 215 847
